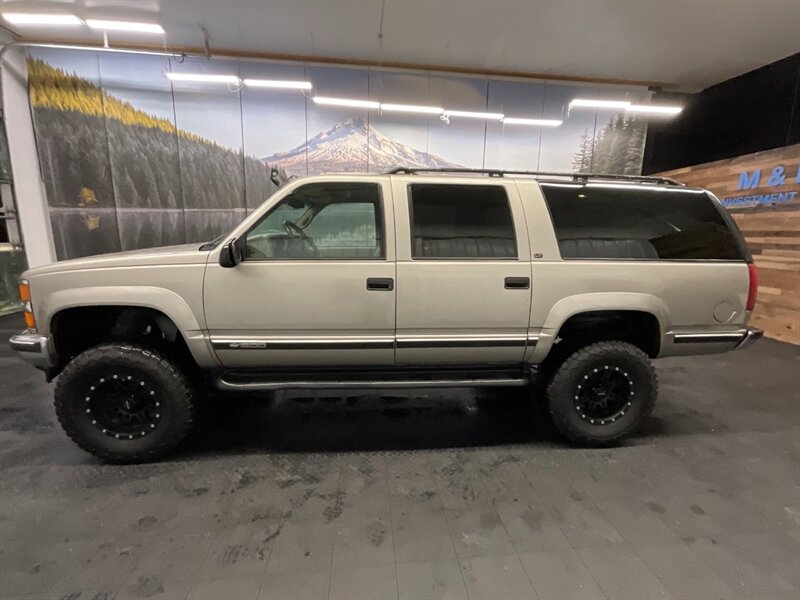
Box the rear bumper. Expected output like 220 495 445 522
9 330 57 369
735 327 764 351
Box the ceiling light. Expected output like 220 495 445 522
2 13 82 25
626 104 683 116
166 72 240 84
243 79 312 90
380 103 443 115
85 19 165 34
313 97 380 109
569 98 631 110
443 110 504 120
502 117 563 127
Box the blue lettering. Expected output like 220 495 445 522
722 190 797 207
738 170 761 190
767 166 786 186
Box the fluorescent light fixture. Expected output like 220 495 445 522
243 79 312 90
166 72 240 84
626 104 683 116
569 98 631 110
380 103 443 115
85 19 165 33
2 12 82 25
313 96 380 109
502 117 563 127
443 110 504 120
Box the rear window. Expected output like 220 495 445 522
409 184 517 259
540 183 745 261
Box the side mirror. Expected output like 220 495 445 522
219 237 243 268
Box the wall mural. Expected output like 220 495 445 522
27 50 651 260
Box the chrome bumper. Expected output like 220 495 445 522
9 330 57 369
735 327 764 351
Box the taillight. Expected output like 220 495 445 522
746 263 758 312
18 280 36 330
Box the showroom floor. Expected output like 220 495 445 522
1 312 799 600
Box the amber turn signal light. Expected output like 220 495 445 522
19 280 36 329
18 280 31 302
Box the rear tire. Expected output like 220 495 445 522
546 341 656 446
55 343 195 463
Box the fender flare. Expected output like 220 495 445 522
40 286 216 368
530 292 668 361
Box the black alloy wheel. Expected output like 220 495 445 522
546 340 657 446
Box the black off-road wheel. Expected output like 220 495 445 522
54 343 195 463
546 341 656 446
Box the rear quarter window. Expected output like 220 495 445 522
540 183 746 261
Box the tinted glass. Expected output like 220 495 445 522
245 182 383 259
541 184 745 261
409 184 517 259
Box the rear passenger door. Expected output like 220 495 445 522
392 178 532 364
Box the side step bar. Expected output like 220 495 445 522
214 367 529 391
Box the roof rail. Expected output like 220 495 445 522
385 167 683 186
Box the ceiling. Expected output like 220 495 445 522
2 0 799 91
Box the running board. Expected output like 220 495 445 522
214 367 529 391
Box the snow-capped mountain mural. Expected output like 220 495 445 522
263 117 462 176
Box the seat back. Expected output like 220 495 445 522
558 238 659 259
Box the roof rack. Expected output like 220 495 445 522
385 167 683 186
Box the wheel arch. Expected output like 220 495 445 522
530 293 668 363
46 289 216 374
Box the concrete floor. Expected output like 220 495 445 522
1 312 799 600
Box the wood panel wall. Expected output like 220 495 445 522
731 208 799 344
658 145 800 345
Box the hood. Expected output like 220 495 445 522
24 243 210 278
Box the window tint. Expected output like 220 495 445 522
409 184 517 259
245 182 383 260
541 184 745 261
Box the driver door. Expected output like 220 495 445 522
203 177 396 367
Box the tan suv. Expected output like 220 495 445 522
10 168 762 462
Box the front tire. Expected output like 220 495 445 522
546 341 656 446
55 343 195 463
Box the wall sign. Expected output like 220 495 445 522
657 144 800 210
729 165 800 207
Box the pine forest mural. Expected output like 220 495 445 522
27 50 650 260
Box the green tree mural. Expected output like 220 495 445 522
27 58 284 258
583 114 648 175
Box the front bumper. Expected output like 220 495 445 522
735 327 764 351
9 330 57 369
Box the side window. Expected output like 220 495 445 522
541 184 745 261
409 184 517 259
244 182 383 260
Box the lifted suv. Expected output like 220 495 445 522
10 168 762 462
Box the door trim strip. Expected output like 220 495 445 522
211 338 394 351
211 335 533 350
396 335 528 349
